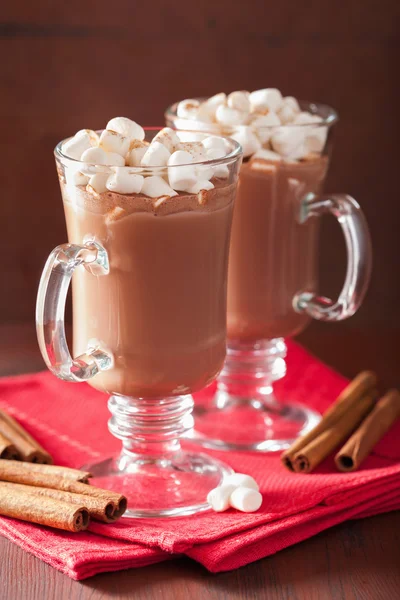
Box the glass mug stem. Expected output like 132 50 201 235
294 193 372 320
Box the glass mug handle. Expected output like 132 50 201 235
36 240 113 381
294 194 372 321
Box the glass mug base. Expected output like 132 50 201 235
82 394 233 518
83 449 233 518
187 339 321 452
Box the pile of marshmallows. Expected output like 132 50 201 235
176 89 327 160
207 473 262 513
62 117 230 200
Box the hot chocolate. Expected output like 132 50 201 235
62 181 235 398
227 154 328 342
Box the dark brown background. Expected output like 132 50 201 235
1 0 399 328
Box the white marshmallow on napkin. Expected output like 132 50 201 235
207 484 236 512
106 168 144 194
229 487 263 513
225 473 259 491
106 117 145 141
141 175 178 198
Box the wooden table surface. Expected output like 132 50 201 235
1 323 399 600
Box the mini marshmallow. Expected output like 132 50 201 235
87 173 109 194
187 179 215 194
194 148 224 182
141 176 178 198
99 130 130 157
225 473 259 491
126 140 148 167
81 147 110 165
249 88 283 113
152 128 180 154
216 104 246 127
214 164 229 178
177 131 207 143
271 127 307 160
62 130 95 160
207 484 236 512
105 206 126 224
278 104 297 124
283 96 301 113
202 142 229 178
104 152 125 167
177 142 206 161
294 111 321 125
229 487 263 513
195 102 214 123
253 148 282 162
168 150 197 191
227 91 251 114
305 126 328 153
177 99 200 119
141 142 171 167
202 136 228 154
293 112 327 153
106 168 144 194
252 112 281 144
206 147 226 160
75 129 100 146
231 126 261 158
204 92 227 112
106 117 145 141
71 171 90 186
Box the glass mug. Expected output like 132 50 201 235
36 128 242 516
166 100 372 451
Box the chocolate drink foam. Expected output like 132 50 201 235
62 180 236 398
227 155 328 342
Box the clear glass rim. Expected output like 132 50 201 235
54 126 242 169
165 99 339 130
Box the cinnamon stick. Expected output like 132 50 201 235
335 389 400 472
0 482 89 532
0 481 125 523
0 460 91 484
0 433 20 460
0 409 53 464
292 392 376 473
281 371 377 471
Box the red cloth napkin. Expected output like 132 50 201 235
0 340 399 580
